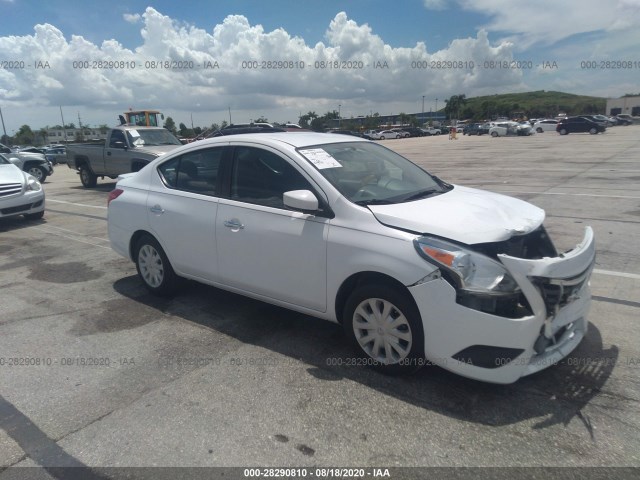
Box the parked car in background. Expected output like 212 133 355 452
0 154 45 220
44 146 67 165
490 122 534 137
420 127 442 136
463 123 490 136
615 114 634 126
19 147 48 155
532 119 559 133
401 127 424 137
0 152 53 183
369 130 400 140
580 115 611 128
556 117 606 135
391 128 410 138
107 131 595 384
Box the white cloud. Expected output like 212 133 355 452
456 0 640 48
123 13 141 24
0 7 525 123
423 0 447 10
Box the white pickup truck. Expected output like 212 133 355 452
66 125 183 187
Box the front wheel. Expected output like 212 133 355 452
491 131 499 137
379 136 385 140
589 127 598 135
79 165 97 188
27 166 46 182
343 284 425 375
134 235 181 296
536 127 543 133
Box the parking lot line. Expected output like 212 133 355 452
47 198 108 209
33 226 114 251
492 191 640 200
593 269 640 280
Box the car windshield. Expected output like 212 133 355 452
126 129 182 147
297 141 447 205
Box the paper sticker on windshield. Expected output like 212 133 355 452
299 148 342 169
129 129 140 137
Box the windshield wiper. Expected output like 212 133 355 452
394 188 441 203
354 198 395 206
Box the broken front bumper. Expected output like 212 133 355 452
408 227 595 384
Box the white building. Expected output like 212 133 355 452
606 96 640 117
46 127 109 144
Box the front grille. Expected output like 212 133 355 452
0 183 22 197
534 269 591 315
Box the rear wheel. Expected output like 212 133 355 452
380 136 385 140
343 284 425 375
79 164 97 188
536 127 543 133
134 235 181 296
491 131 498 137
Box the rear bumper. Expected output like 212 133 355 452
409 227 595 384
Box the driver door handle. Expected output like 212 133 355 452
224 219 244 230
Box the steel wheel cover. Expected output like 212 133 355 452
138 244 164 288
28 167 43 180
353 298 412 364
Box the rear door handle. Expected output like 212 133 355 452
150 204 165 214
223 219 244 230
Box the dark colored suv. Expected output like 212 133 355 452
556 117 606 135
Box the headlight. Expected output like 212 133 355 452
27 177 42 191
414 236 519 294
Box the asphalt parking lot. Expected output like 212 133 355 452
1 127 639 476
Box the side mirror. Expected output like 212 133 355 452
112 141 127 150
283 190 319 213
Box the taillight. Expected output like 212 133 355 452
107 188 124 206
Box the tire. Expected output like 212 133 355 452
24 210 44 220
536 127 543 133
434 131 440 135
491 131 498 137
26 166 46 182
343 284 425 375
559 128 568 135
134 234 181 296
79 164 97 188
380 136 385 140
589 127 597 135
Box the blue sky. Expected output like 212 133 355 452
1 0 639 133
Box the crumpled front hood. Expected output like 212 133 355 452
368 185 545 244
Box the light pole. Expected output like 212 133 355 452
421 95 425 126
338 104 341 128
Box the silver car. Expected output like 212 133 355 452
0 154 45 220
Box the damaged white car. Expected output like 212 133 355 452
108 133 595 384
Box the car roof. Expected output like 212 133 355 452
184 132 369 150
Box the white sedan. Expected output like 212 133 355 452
533 119 559 133
369 130 400 140
108 132 595 384
0 154 45 220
